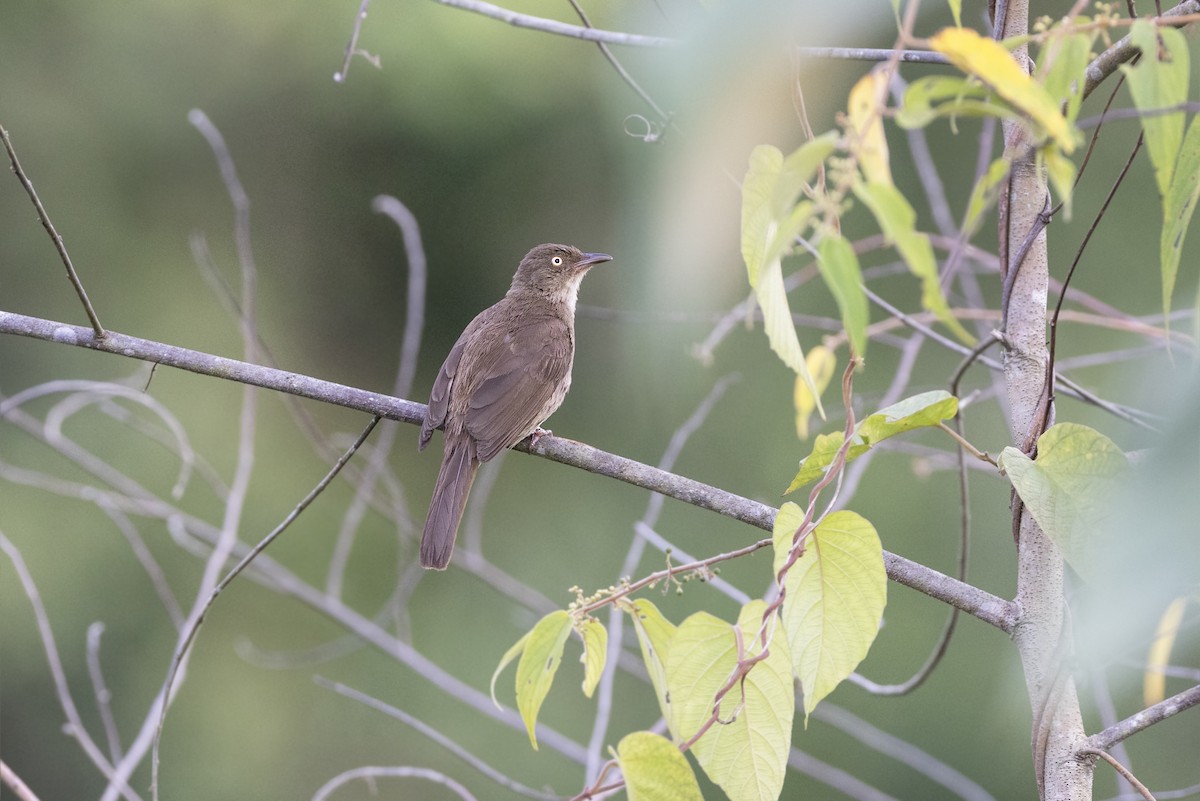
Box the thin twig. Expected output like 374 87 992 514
565 0 673 130
585 375 739 781
431 0 675 47
1042 132 1144 436
797 46 949 63
1 124 105 338
1 761 43 801
1078 749 1157 801
317 678 561 800
85 623 125 765
313 766 479 801
324 196 428 598
1087 684 1200 750
333 0 379 83
150 417 379 796
0 534 141 801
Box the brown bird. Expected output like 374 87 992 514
418 243 613 569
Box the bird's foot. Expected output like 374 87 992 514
529 426 553 448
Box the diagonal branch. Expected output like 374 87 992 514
1086 684 1200 751
0 309 1016 631
1082 0 1200 98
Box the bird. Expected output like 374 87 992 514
418 243 613 569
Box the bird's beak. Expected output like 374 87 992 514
577 252 613 269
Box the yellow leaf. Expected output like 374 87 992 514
1144 596 1189 706
578 618 607 698
777 510 886 719
617 731 704 801
794 346 836 439
848 70 892 186
930 27 1076 152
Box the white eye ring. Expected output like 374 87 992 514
551 256 564 266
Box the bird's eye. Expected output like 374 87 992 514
551 256 564 266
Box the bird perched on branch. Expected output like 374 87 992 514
418 243 613 569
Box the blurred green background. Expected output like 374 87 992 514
2 1 1197 800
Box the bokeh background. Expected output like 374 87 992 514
2 1 1197 800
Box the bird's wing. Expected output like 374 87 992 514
464 315 573 462
419 314 485 451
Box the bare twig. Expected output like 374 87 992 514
150 417 380 796
1082 1 1200 99
316 678 561 801
325 196 428 599
313 766 479 801
1 124 105 338
585 375 739 781
0 534 141 801
1 761 43 801
1077 750 1156 801
798 46 949 63
85 623 125 765
1087 684 1200 750
430 0 675 47
333 0 380 83
814 705 997 801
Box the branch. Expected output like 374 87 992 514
1086 684 1200 751
1083 1 1200 99
431 0 676 47
1 125 106 338
0 310 1016 631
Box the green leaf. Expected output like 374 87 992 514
741 138 836 285
579 618 607 699
771 501 809 574
930 27 1077 152
491 630 531 709
964 157 1011 235
1042 145 1077 221
1037 30 1093 126
617 731 704 801
947 0 962 27
502 610 572 749
741 138 837 418
816 233 869 357
666 602 793 801
1160 115 1200 326
624 598 677 727
895 75 1002 130
786 390 959 492
854 181 974 343
997 423 1131 580
1121 21 1190 196
773 510 887 719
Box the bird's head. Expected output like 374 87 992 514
510 243 612 301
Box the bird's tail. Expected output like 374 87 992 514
420 438 480 570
